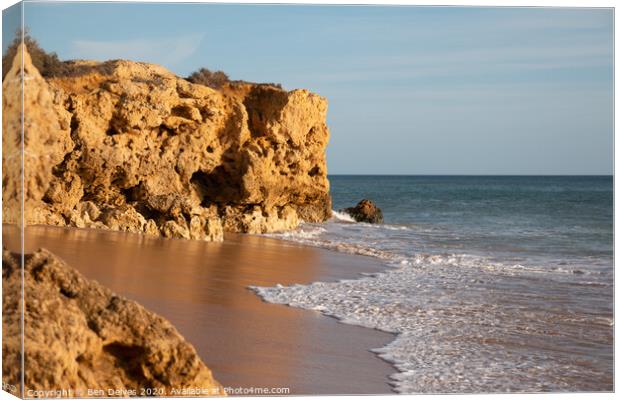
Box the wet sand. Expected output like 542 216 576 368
4 225 396 395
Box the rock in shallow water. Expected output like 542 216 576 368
2 248 224 396
342 199 384 224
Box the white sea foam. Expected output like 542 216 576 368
330 209 411 231
268 224 605 280
331 209 356 222
266 226 327 240
254 219 613 393
252 254 612 392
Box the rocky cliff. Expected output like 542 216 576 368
3 248 224 395
2 45 331 241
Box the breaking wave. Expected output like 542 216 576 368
256 215 613 393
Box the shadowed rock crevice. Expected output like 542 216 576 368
191 166 245 206
102 342 149 383
242 85 290 139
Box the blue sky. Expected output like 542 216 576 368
3 3 614 174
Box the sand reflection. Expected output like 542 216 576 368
7 225 395 394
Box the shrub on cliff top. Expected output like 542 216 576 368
187 68 231 89
187 67 283 90
2 29 71 80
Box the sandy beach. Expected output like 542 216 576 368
4 225 396 395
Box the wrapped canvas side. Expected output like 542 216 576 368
2 1 24 398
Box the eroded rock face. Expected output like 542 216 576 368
3 45 331 241
2 248 224 395
342 199 384 224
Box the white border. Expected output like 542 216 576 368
0 1 615 400
10 0 619 6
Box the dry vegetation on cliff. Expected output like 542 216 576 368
187 67 283 90
2 31 73 79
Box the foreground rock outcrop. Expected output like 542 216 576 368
342 199 384 224
2 248 224 396
2 45 331 241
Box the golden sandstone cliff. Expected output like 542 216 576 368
3 45 331 241
2 249 224 396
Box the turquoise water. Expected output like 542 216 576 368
256 175 613 393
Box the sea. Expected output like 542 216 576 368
253 175 614 393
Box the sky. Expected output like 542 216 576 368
3 2 614 175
